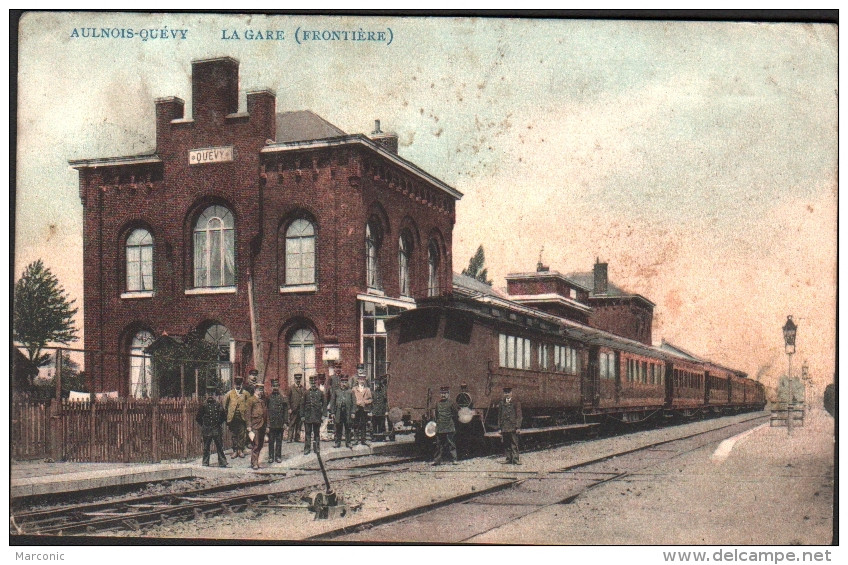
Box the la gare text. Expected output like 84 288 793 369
222 29 285 41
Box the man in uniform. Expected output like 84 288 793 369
245 382 268 470
266 379 288 463
371 375 388 441
433 385 459 465
301 375 326 455
456 381 473 409
287 373 305 442
353 370 373 446
195 383 228 467
223 374 249 458
497 386 523 465
330 375 354 448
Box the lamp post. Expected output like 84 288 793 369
782 315 797 435
801 360 810 414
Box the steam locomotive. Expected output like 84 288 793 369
384 294 766 441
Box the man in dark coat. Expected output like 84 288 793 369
353 369 372 446
266 379 288 463
371 376 388 441
287 373 305 442
301 375 327 455
497 387 523 465
245 382 268 470
196 384 228 467
432 385 459 465
330 375 354 448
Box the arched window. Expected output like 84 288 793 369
204 323 233 388
129 330 154 398
428 239 440 297
193 205 235 288
126 228 153 291
287 328 316 386
366 220 382 290
398 231 413 297
285 219 316 286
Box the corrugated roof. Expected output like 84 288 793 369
275 110 346 143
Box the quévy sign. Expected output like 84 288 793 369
189 146 235 165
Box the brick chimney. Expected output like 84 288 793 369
370 119 399 154
593 258 608 295
191 57 239 122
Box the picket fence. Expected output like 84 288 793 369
11 397 234 463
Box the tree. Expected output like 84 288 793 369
461 245 493 285
14 260 79 368
31 352 87 402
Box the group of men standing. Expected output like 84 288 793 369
196 365 393 469
430 384 523 466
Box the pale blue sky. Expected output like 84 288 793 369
15 14 837 391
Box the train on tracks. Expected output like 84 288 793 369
385 294 766 442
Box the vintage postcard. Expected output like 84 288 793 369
11 11 837 552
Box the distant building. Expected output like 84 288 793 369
71 57 461 396
505 259 654 345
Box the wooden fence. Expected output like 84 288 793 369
12 397 234 463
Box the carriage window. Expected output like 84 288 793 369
538 343 550 370
444 311 473 344
642 361 648 384
599 351 615 380
499 333 531 369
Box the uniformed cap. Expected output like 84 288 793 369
294 373 303 381
271 379 279 388
356 364 365 373
440 386 450 393
308 375 316 383
234 375 244 382
206 382 217 391
503 387 512 393
340 375 349 383
357 374 366 381
254 381 265 388
248 369 259 376
460 381 468 388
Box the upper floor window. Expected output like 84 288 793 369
366 220 382 290
194 205 235 288
427 239 440 297
285 219 316 286
126 228 153 291
398 231 413 297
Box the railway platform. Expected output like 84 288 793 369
10 433 414 500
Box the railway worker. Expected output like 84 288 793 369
432 385 459 466
195 382 228 467
353 372 373 446
287 373 305 443
330 375 355 448
246 382 268 470
266 379 287 464
371 375 389 441
302 375 327 455
223 375 249 458
497 387 523 465
248 368 260 386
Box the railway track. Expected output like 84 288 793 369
11 412 766 539
311 413 769 541
10 454 422 536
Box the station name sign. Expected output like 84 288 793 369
189 146 234 165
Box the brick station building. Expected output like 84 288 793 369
71 57 461 397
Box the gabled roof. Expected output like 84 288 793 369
564 271 655 307
659 340 705 363
452 272 506 298
275 110 347 143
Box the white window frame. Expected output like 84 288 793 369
193 205 235 289
285 218 316 286
126 228 153 293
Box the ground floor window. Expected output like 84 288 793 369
129 330 154 398
361 300 409 385
288 328 317 387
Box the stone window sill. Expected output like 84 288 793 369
185 286 237 296
280 284 318 294
121 291 154 299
